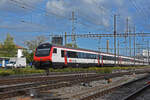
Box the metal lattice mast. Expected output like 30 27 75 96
71 11 77 47
114 14 117 66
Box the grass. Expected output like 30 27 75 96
0 65 149 76
0 67 44 76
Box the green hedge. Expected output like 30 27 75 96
0 68 44 76
0 66 149 76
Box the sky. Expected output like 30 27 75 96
0 0 150 56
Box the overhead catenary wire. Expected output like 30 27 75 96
9 0 112 32
129 0 148 24
0 0 51 31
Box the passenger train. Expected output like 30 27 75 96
33 43 148 69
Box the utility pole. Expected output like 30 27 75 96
129 27 132 57
50 33 54 43
65 32 67 46
118 40 120 65
107 39 109 53
71 11 77 48
147 40 149 65
114 14 117 66
133 26 136 66
98 37 101 52
125 18 129 56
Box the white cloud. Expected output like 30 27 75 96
102 18 109 27
82 0 105 5
46 0 112 27
0 0 149 32
46 0 67 16
115 0 124 6
0 0 129 29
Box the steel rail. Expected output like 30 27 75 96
80 74 150 100
0 73 97 85
122 84 150 100
0 70 150 99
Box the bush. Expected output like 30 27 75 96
0 69 14 76
103 68 112 73
0 71 10 76
13 68 23 74
0 66 148 76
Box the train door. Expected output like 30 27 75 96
98 55 100 66
52 48 58 60
61 50 68 66
119 57 122 65
101 55 103 67
99 55 103 67
64 51 68 66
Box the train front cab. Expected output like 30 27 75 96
33 43 53 69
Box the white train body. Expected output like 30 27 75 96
34 43 149 69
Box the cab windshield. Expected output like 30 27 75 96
35 43 51 57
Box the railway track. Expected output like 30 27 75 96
0 72 107 99
99 74 150 100
1 69 150 100
0 73 97 85
0 68 148 86
0 68 149 86
78 73 150 100
0 71 97 79
122 83 150 100
0 73 107 99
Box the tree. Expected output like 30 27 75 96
0 42 3 57
23 50 34 64
24 35 47 64
24 35 47 52
0 34 17 57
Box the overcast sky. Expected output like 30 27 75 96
0 0 150 55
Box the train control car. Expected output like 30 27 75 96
33 43 148 69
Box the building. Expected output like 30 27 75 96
0 45 25 67
143 50 150 57
52 36 63 45
16 45 24 58
142 50 150 64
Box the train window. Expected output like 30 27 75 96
89 54 91 59
103 56 106 60
35 48 50 57
67 51 71 58
77 52 80 58
85 53 88 58
83 53 87 58
91 54 94 59
53 48 57 53
35 43 51 57
86 53 88 59
94 54 96 59
102 55 114 60
61 50 64 57
67 51 78 58
78 52 82 58
81 53 84 58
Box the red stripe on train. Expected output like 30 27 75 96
98 56 100 65
49 47 54 61
64 51 67 65
102 56 103 66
